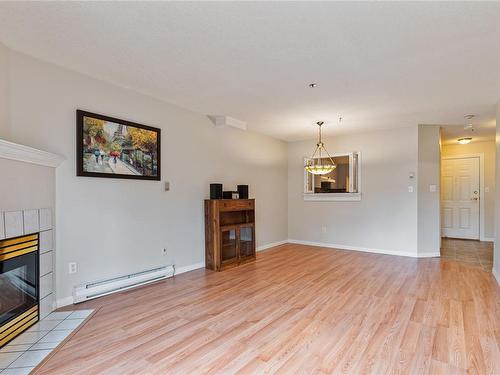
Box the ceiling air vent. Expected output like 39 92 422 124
207 115 247 131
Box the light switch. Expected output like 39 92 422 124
485 187 490 193
164 181 170 191
408 186 414 193
429 185 437 193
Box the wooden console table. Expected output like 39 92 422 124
204 199 256 271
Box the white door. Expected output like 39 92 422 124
441 157 480 239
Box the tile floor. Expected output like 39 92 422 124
440 237 494 271
0 310 93 374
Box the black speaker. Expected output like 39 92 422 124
237 185 249 199
210 183 223 199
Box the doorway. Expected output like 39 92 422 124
441 156 481 240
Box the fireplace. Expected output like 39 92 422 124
0 233 39 348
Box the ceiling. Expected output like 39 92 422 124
440 120 496 146
0 2 499 141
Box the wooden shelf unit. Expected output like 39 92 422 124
204 199 256 271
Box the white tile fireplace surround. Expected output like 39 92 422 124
0 208 54 319
0 139 65 323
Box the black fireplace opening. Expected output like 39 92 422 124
0 234 39 347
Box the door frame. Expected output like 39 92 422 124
441 153 485 241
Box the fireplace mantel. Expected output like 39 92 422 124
0 139 65 168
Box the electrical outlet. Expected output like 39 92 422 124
321 225 327 234
69 262 77 274
408 186 414 193
162 248 167 256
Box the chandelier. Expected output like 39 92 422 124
304 121 336 175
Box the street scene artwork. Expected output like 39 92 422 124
77 110 161 180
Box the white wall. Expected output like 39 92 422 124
0 158 54 211
417 125 441 256
0 43 9 139
4 48 288 304
495 101 500 282
288 126 419 256
442 140 496 240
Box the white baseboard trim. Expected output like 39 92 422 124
257 240 288 252
493 267 500 286
174 262 205 275
287 239 438 258
417 252 442 258
481 237 495 242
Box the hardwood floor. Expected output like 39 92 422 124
34 243 500 374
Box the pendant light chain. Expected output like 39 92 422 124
318 122 322 159
304 121 336 175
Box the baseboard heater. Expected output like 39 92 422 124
73 265 174 303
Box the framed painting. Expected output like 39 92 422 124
76 110 161 180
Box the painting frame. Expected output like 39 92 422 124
76 110 161 181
